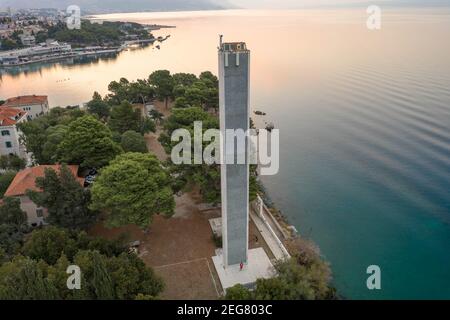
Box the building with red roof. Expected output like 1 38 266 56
0 106 28 159
3 95 49 120
4 164 83 226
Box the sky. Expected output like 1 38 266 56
227 0 450 8
2 0 449 11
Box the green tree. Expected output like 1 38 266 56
0 197 27 260
87 92 110 120
109 252 164 299
225 249 336 300
73 249 163 300
162 106 217 136
121 130 148 153
27 165 97 230
90 153 175 228
41 125 68 164
224 284 253 300
21 226 76 265
107 78 131 105
91 252 115 300
17 120 48 164
172 73 198 87
0 224 25 261
160 107 221 203
0 39 20 51
149 70 174 109
107 78 154 105
0 154 26 171
173 96 192 109
199 71 219 88
0 172 17 198
128 79 154 104
0 197 27 227
22 227 128 266
18 107 86 164
108 101 141 134
149 109 164 124
109 101 155 135
0 256 60 300
57 115 122 168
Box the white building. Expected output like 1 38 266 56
3 95 49 120
0 106 27 158
19 34 36 46
0 41 72 65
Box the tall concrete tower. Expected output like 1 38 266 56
218 41 250 267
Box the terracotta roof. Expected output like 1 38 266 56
0 106 26 126
4 95 48 107
4 165 83 197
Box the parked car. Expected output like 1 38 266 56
84 168 97 187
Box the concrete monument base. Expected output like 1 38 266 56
212 247 275 292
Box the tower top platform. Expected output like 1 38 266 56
219 42 249 52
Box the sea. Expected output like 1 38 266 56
1 8 449 299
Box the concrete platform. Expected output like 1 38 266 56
212 247 275 292
209 217 222 237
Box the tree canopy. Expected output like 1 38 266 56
87 92 110 120
18 107 84 164
57 115 122 168
148 70 174 109
0 197 28 262
27 164 97 230
90 153 175 228
108 101 155 135
0 226 164 300
225 239 337 300
0 171 17 198
121 130 148 153
0 155 26 172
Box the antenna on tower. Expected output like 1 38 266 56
219 34 223 47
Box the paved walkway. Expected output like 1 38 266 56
249 210 289 261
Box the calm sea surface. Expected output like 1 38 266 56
1 8 450 299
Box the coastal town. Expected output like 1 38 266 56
0 68 336 299
0 0 448 312
0 7 172 67
0 4 341 302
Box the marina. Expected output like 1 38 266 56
0 38 158 67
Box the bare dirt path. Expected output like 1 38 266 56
90 100 273 299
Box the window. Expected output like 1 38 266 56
36 208 44 217
5 141 12 148
1 130 10 136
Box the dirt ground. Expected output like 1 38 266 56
89 189 222 299
144 99 173 161
89 100 274 299
144 128 168 161
89 189 273 299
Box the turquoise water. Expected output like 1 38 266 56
1 9 449 299
259 63 450 299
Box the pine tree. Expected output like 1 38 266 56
91 253 115 300
27 164 97 230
